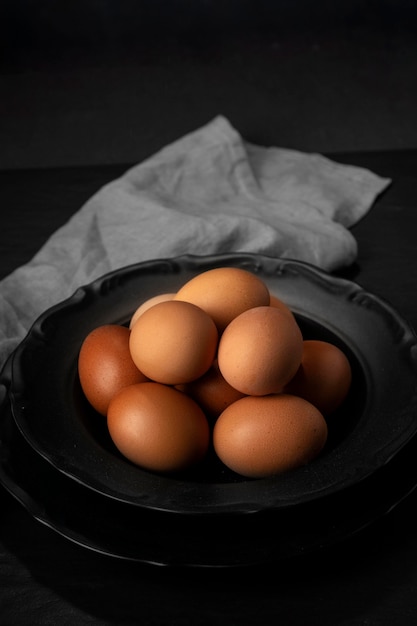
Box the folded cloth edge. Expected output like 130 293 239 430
0 115 392 370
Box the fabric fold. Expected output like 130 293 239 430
0 115 391 368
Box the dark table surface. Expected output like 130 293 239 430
1 150 417 625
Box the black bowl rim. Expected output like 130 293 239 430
8 253 417 515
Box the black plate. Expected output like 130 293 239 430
2 353 417 567
8 254 417 515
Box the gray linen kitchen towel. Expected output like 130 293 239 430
0 115 390 368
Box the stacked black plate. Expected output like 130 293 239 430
1 253 417 567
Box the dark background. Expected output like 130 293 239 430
1 0 417 170
2 3 417 625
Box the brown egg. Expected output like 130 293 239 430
213 394 328 478
129 293 176 329
107 382 210 472
174 267 271 333
284 340 352 415
78 324 149 416
217 305 303 396
129 300 218 385
269 293 296 320
178 360 246 421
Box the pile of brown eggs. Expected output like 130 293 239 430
78 267 352 478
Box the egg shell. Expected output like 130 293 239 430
177 360 246 422
217 305 304 396
269 293 296 320
284 339 352 415
213 393 328 478
174 267 271 333
78 324 149 416
129 299 218 385
107 382 210 473
129 293 176 329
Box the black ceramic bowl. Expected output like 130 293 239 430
8 254 417 516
